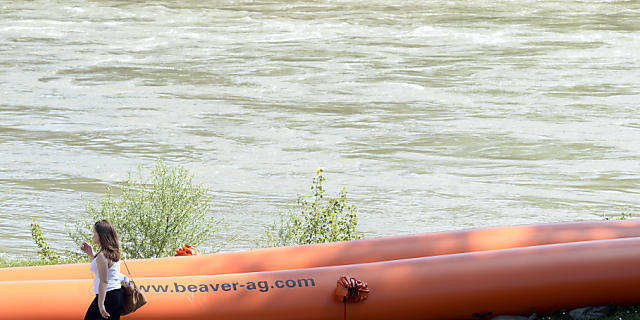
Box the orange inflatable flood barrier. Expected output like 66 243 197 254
2 219 640 281
2 237 640 320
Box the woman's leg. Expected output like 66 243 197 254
104 288 124 320
85 289 123 320
84 296 100 320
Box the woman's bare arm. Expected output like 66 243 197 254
96 253 111 319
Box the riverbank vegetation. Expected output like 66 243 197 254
69 161 218 259
259 169 361 247
2 163 360 265
540 306 640 320
2 163 638 319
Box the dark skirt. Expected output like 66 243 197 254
84 288 124 320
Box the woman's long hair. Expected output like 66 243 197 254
94 220 121 262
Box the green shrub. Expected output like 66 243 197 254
70 160 218 259
603 212 633 220
30 218 59 263
260 169 361 247
23 219 85 266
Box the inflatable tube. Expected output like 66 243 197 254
2 219 640 281
2 237 640 320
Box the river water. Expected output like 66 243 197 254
1 0 639 259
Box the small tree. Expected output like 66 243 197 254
70 160 218 258
261 170 361 247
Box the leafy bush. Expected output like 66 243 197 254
70 160 218 259
30 218 59 263
260 170 361 247
603 212 633 220
26 219 85 265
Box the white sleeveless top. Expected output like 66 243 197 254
90 255 121 294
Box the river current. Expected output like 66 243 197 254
1 0 639 258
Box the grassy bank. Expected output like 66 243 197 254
540 306 640 320
0 256 60 268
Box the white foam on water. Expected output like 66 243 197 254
1 0 639 256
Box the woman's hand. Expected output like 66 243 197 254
99 305 110 319
81 241 94 258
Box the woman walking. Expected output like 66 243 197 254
81 220 124 320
